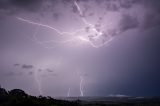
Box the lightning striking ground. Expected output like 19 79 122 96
76 69 84 97
80 76 84 97
34 68 42 95
67 87 71 97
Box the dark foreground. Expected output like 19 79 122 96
0 87 160 106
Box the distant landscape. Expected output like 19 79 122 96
1 86 160 106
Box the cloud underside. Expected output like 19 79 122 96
0 0 159 32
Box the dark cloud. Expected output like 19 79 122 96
119 14 139 32
11 0 42 7
113 1 155 31
13 63 34 70
95 0 138 12
14 63 20 66
138 0 160 30
143 0 160 12
119 0 136 9
142 13 160 29
105 1 120 11
62 0 74 4
14 0 43 11
0 0 43 15
22 64 34 69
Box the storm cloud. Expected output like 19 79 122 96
119 14 139 32
14 63 20 66
0 0 160 97
0 0 43 14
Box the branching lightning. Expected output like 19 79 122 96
16 17 84 47
15 0 117 97
16 0 115 48
16 17 84 36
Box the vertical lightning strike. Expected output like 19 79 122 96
80 76 84 97
34 69 42 95
76 69 84 97
67 87 71 97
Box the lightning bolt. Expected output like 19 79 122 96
76 69 84 97
67 87 71 97
15 0 118 97
16 17 85 48
80 76 84 97
16 0 114 48
34 57 62 96
34 69 42 95
74 0 115 48
74 0 92 26
16 17 84 36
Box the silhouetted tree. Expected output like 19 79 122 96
0 86 8 104
9 89 27 97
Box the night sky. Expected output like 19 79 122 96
0 0 160 97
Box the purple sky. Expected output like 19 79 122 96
0 0 160 97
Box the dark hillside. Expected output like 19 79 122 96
0 86 160 106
